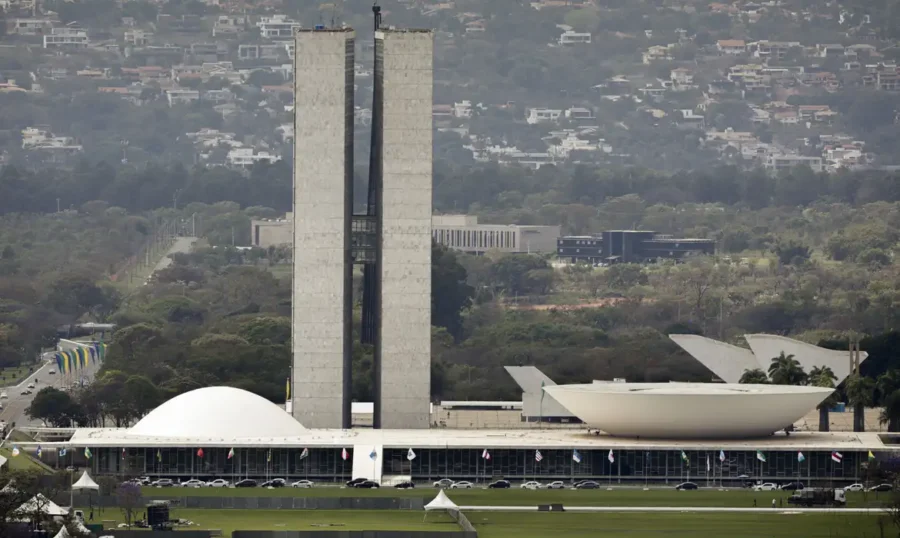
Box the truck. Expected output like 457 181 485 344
787 488 847 507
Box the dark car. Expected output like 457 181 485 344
261 478 286 488
575 481 600 489
675 482 698 491
488 480 511 489
780 482 805 491
234 479 257 488
869 483 893 492
394 481 415 489
346 478 369 487
354 480 380 489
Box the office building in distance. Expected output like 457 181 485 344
432 215 560 255
558 230 715 264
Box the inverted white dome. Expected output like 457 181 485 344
129 386 305 439
544 383 833 439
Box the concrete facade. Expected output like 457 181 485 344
375 30 433 429
251 213 292 247
432 215 560 255
291 29 355 429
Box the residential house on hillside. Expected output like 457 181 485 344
717 40 746 55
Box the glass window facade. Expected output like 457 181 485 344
89 447 867 484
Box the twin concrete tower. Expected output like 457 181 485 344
291 12 433 429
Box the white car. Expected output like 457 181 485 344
20 389 31 395
291 480 314 488
181 479 206 488
520 481 543 490
0 392 7 399
544 481 566 489
206 479 230 488
26 383 34 389
844 483 865 492
753 483 778 491
433 479 454 488
450 481 474 489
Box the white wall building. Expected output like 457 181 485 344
43 28 89 49
227 148 280 168
558 30 591 45
258 15 301 39
526 108 562 124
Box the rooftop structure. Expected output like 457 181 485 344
558 230 715 264
543 383 833 438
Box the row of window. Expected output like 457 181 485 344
433 228 517 250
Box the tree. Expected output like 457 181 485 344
772 240 811 266
881 390 900 433
845 374 876 432
810 366 838 432
488 254 552 296
431 244 474 339
878 370 900 406
739 368 769 384
116 482 142 527
768 352 807 385
26 387 82 427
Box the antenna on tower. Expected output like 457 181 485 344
372 1 382 31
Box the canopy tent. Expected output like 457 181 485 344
53 526 70 538
16 494 69 518
425 490 459 511
72 471 99 492
0 455 7 469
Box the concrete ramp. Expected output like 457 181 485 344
351 444 383 483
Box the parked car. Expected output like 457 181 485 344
394 481 415 489
150 479 174 487
347 478 369 488
544 481 566 489
181 479 206 488
753 483 778 491
675 482 698 491
235 479 257 488
844 483 865 492
291 480 314 488
0 392 8 399
433 479 454 488
261 479 286 488
575 481 600 490
488 480 511 489
869 483 893 492
207 479 230 488
353 480 380 489
780 482 805 491
520 481 542 490
451 481 474 489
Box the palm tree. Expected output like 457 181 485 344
810 366 838 432
845 374 876 432
739 368 769 384
880 389 900 432
768 352 808 386
876 369 900 405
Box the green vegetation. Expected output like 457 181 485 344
140 486 889 509
0 365 31 387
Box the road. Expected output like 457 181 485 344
3 238 197 430
459 505 886 514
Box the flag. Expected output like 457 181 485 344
680 450 688 463
267 450 272 462
227 448 234 460
407 448 416 461
369 449 377 461
59 448 67 457
756 451 766 463
157 450 162 462
706 455 710 472
482 449 491 461
286 378 290 400
608 449 614 463
196 448 204 458
572 449 582 463
36 446 42 458
797 451 805 463
719 450 725 463
300 448 309 460
11 446 19 457
868 451 876 461
122 447 126 460
831 451 843 463
84 447 92 459
535 450 543 462
341 448 348 461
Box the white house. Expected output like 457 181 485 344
227 148 281 168
526 108 562 124
558 30 591 45
258 15 301 39
43 28 89 49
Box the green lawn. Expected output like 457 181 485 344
141 486 889 508
0 365 32 387
82 508 884 538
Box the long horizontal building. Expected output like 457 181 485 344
18 386 899 486
558 230 715 264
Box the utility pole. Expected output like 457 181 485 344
56 198 60 213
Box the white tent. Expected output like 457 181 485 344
16 494 69 518
53 526 70 538
0 455 7 469
72 472 99 492
424 490 459 511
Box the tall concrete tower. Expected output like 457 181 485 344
291 28 355 429
373 29 434 429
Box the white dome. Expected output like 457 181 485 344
129 386 305 439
